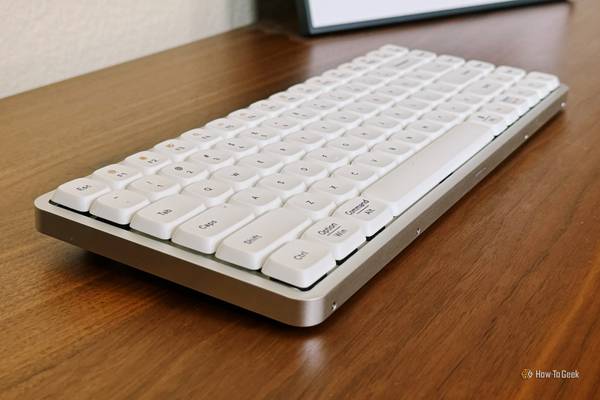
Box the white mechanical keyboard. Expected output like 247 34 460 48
35 44 567 326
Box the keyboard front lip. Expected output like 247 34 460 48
34 84 568 327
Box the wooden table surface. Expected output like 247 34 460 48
2 1 600 399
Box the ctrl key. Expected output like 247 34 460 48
263 240 336 288
51 177 110 212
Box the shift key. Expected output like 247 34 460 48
215 208 311 270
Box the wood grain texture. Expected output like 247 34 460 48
1 1 600 399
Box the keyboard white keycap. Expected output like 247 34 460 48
409 49 436 60
237 127 282 147
262 142 306 163
352 56 385 69
322 69 355 82
382 57 424 73
334 197 393 237
213 138 259 159
374 86 411 102
228 187 282 215
345 126 387 147
495 66 526 79
358 93 395 109
302 217 365 260
301 98 338 116
249 99 288 116
380 44 408 55
188 149 235 172
172 204 255 254
305 76 341 90
284 130 327 151
370 49 404 61
288 83 323 98
462 80 504 99
417 61 455 75
131 194 205 240
228 108 268 126
90 189 150 224
212 165 259 191
342 102 380 119
451 93 486 108
153 139 198 162
352 152 396 176
404 120 446 139
365 68 399 82
420 111 461 131
424 82 460 98
269 91 306 108
281 160 329 186
303 120 345 140
435 102 473 119
158 161 208 186
486 72 517 86
180 128 223 149
51 177 110 212
372 140 415 161
216 208 311 270
380 106 418 126
237 153 284 176
364 122 494 216
465 60 495 72
526 71 560 90
128 175 181 202
284 193 335 221
337 63 370 75
503 88 540 107
409 90 446 106
281 107 321 125
438 67 483 87
480 103 520 125
389 77 423 93
515 79 553 99
404 71 437 84
304 148 349 172
362 115 404 136
257 173 306 200
262 239 336 288
468 112 508 136
310 178 359 205
317 90 354 107
124 151 172 175
326 136 369 159
492 94 530 115
260 117 302 136
205 118 246 138
332 165 379 190
335 83 370 98
182 179 234 207
350 76 385 88
394 98 433 114
324 111 362 129
436 55 465 66
92 164 143 189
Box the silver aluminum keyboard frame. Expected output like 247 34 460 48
34 84 568 327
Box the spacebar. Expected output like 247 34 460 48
363 122 494 216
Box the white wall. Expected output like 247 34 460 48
0 0 257 99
